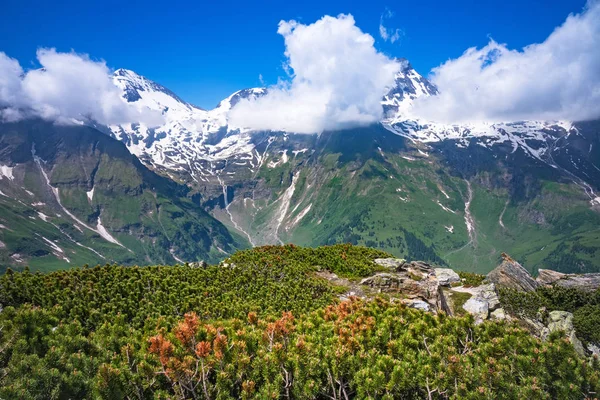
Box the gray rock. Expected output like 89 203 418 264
537 269 600 292
434 268 461 286
487 253 539 292
360 271 443 312
374 258 406 270
490 308 507 320
545 311 586 357
475 283 500 310
406 261 435 272
189 260 208 268
587 343 600 358
403 299 431 312
463 297 489 322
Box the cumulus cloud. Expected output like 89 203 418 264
379 9 403 44
412 1 600 123
228 14 401 134
0 49 162 126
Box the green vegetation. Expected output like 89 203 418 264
457 271 486 287
499 285 600 344
0 120 246 272
0 245 598 399
448 290 472 316
238 127 600 275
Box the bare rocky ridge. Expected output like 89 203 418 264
321 254 599 357
486 253 539 292
537 269 600 292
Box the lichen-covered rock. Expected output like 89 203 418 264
544 311 586 357
360 271 444 311
402 299 431 312
374 258 436 274
490 308 508 320
537 269 600 292
434 268 460 286
463 297 489 323
487 253 538 292
475 283 500 310
588 343 600 358
374 258 406 270
188 260 208 268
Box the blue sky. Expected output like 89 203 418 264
0 0 588 109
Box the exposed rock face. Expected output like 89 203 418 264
361 259 448 312
543 311 586 356
463 298 489 323
374 258 435 273
451 283 500 321
490 308 508 320
188 260 208 268
487 254 539 292
374 258 406 270
475 284 500 310
588 344 600 358
402 299 431 312
434 268 461 286
537 269 600 292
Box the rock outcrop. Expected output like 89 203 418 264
537 269 600 292
543 311 586 356
462 297 489 322
373 258 406 270
363 258 450 312
449 283 501 322
434 268 461 286
486 253 539 292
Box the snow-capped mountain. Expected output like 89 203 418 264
109 62 585 183
110 69 267 183
2 60 599 273
106 60 600 210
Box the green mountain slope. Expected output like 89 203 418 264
0 120 248 272
212 125 600 274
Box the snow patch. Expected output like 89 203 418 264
274 172 299 244
287 203 312 230
86 187 94 202
436 201 456 214
37 212 50 222
33 144 125 249
0 165 14 181
96 217 122 246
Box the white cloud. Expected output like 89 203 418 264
412 1 600 123
0 53 25 109
379 9 402 44
229 14 400 134
0 49 162 126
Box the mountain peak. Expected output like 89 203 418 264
112 69 195 108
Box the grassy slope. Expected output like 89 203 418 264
0 121 248 272
234 127 600 274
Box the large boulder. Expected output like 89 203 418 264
402 299 431 312
537 269 600 292
474 283 500 310
486 253 539 292
434 268 461 286
463 297 489 323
